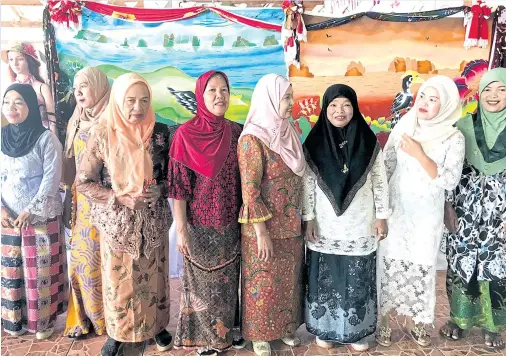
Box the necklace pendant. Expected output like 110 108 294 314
342 164 349 174
339 140 348 149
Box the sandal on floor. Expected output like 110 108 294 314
100 337 122 356
407 324 431 347
483 330 505 351
281 334 301 347
232 337 247 350
196 347 219 356
154 329 174 352
439 321 464 340
252 341 271 356
4 328 27 337
315 337 334 349
350 338 370 352
36 327 54 340
375 325 392 347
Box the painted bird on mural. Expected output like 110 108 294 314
390 71 424 128
167 87 198 114
167 87 248 115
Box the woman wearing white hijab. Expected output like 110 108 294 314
238 74 306 356
377 76 466 347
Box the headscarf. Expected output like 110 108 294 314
65 67 110 158
304 84 379 216
476 68 506 147
240 74 305 176
1 83 47 158
169 70 232 179
384 75 461 154
456 68 506 175
103 73 155 197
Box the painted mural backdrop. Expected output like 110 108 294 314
54 5 286 126
290 12 491 144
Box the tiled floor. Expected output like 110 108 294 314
1 273 505 356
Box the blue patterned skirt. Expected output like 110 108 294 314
305 249 377 343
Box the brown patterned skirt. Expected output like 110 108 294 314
174 224 240 350
241 233 305 341
100 236 170 343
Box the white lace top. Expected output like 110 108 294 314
1 131 63 224
377 131 466 324
301 150 391 256
379 131 466 265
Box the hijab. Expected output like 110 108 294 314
65 67 110 158
103 73 155 197
384 75 461 154
169 70 232 179
240 74 305 176
456 68 506 175
304 84 379 216
1 83 47 158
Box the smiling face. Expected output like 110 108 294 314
122 83 150 124
326 97 354 128
7 51 29 76
2 90 29 125
480 81 506 113
73 76 95 109
203 74 230 117
279 85 294 119
416 86 441 121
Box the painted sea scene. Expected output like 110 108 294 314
55 7 286 125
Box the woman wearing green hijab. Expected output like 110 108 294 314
441 68 506 350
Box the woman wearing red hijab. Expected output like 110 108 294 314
168 71 243 356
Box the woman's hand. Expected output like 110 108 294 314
256 230 274 262
177 227 192 257
1 207 15 228
374 219 388 241
116 194 148 210
62 188 73 229
140 184 162 208
444 202 459 233
304 220 319 243
13 210 32 230
400 134 424 160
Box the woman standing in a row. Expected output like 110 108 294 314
238 74 306 356
442 68 506 351
76 73 173 356
302 84 390 352
1 83 67 340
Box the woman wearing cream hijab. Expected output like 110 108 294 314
63 67 110 339
76 73 173 356
377 76 465 347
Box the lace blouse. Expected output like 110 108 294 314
1 131 63 224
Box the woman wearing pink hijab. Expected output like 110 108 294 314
238 74 306 356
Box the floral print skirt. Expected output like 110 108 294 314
100 236 170 343
174 225 240 350
241 234 305 341
306 249 377 343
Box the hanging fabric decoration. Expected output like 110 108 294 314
281 0 307 71
464 0 492 49
48 0 82 28
488 6 506 69
43 6 76 144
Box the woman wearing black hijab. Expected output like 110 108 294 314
1 83 67 340
301 84 390 352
